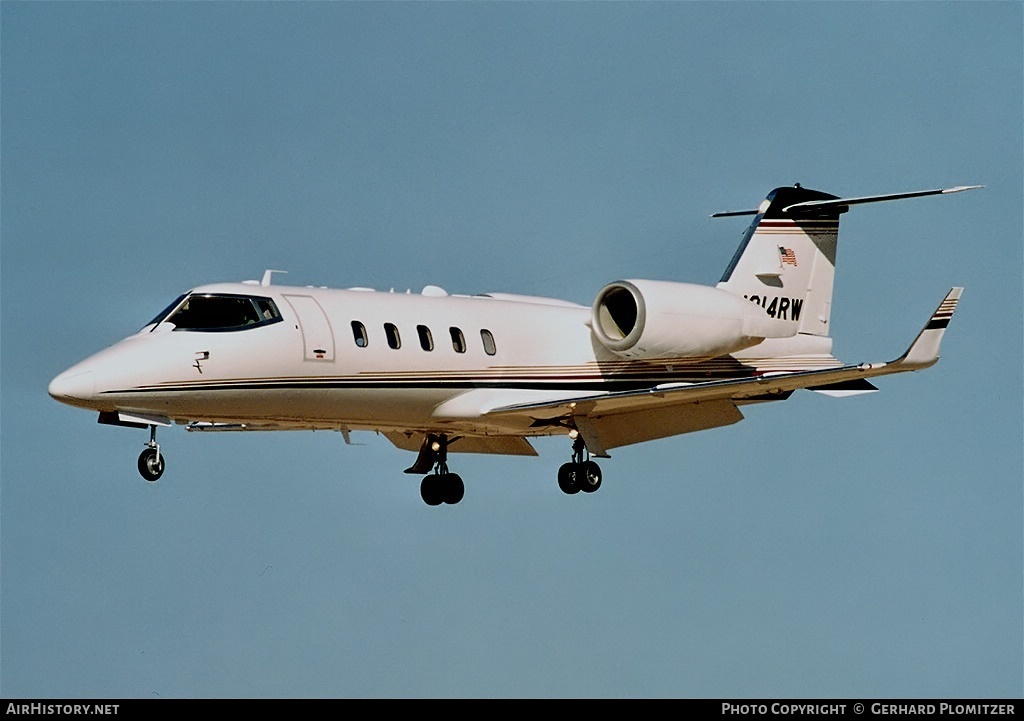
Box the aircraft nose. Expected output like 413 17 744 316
48 369 96 406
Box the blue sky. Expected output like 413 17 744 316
2 1 1021 698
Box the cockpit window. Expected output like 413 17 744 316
144 294 188 329
254 298 280 322
159 294 282 332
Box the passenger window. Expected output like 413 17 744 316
417 325 434 351
351 321 368 348
385 323 401 349
481 329 497 356
450 327 466 353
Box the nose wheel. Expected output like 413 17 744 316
137 425 165 482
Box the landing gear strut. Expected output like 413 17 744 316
416 434 464 506
137 424 165 482
557 433 602 495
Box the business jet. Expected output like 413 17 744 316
49 183 978 505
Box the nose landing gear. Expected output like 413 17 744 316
137 424 165 482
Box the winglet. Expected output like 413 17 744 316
892 287 964 369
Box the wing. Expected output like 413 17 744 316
481 288 963 457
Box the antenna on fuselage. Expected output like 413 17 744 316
261 269 288 287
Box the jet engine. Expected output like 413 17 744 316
590 279 796 360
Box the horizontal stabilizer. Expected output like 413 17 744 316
712 185 983 218
782 186 984 214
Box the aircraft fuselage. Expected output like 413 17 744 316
52 282 631 436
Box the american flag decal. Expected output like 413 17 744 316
779 247 797 266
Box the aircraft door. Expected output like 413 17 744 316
283 295 335 362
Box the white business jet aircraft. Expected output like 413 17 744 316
49 183 978 505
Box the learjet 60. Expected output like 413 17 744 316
49 184 977 504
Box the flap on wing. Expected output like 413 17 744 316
584 400 744 452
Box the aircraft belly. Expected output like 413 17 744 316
106 386 453 427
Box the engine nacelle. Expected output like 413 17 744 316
590 279 796 359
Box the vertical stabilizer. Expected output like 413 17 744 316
713 183 982 342
716 185 842 338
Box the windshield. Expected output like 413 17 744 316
150 293 282 332
143 294 188 329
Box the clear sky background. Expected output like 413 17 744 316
2 1 1021 699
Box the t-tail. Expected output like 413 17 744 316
713 183 982 341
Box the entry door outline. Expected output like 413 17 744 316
283 295 336 362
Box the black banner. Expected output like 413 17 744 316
2 699 1022 713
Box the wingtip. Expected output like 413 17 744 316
895 288 964 368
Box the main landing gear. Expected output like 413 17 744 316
557 433 602 496
408 431 604 504
420 468 464 507
137 424 165 482
408 434 465 506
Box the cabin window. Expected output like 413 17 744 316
351 321 368 348
417 325 434 351
164 294 282 332
481 329 497 356
450 327 466 353
385 323 401 349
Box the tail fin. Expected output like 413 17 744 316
715 185 841 337
714 184 982 339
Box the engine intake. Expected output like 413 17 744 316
591 279 795 359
